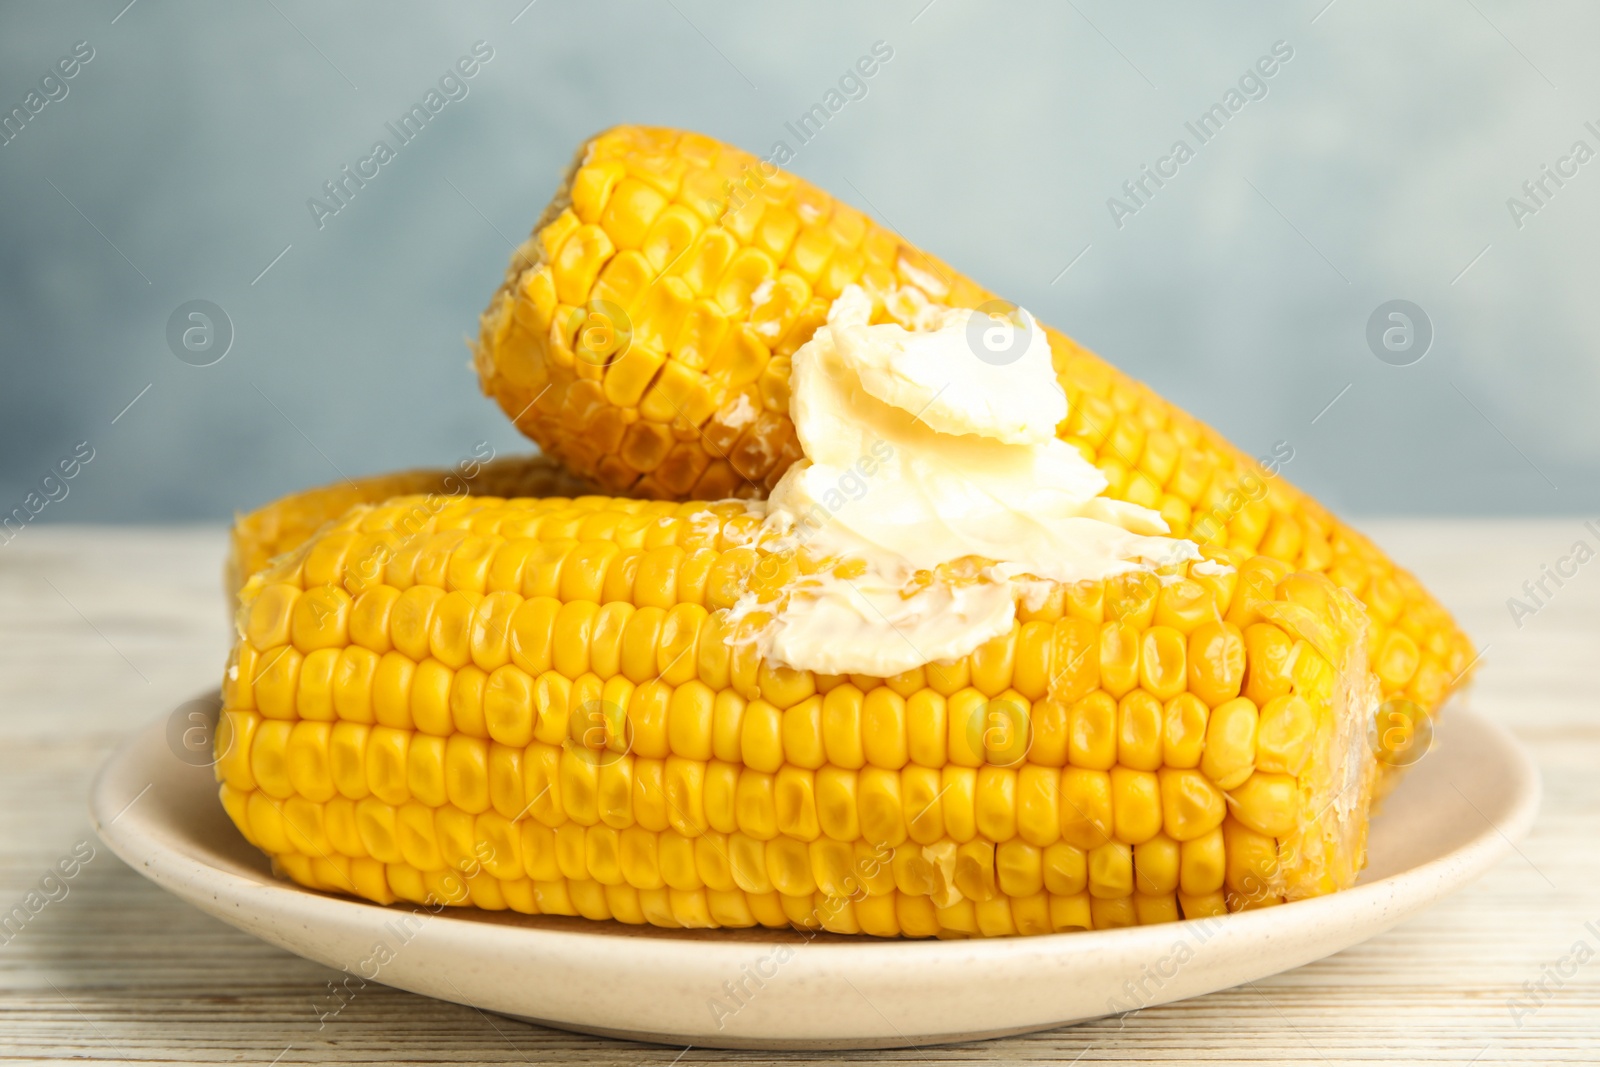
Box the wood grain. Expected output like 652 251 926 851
1 521 1595 1065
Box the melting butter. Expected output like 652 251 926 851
732 286 1197 676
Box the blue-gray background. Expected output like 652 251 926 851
1 0 1593 522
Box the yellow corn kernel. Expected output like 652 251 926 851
1059 768 1113 850
781 694 826 770
727 833 771 893
482 665 536 748
1188 620 1245 707
858 766 906 847
1179 825 1226 895
861 686 908 770
810 838 855 897
1010 621 1053 701
391 585 444 663
1116 690 1164 771
733 699 779 775
249 719 294 799
1178 891 1228 920
597 752 636 829
1050 892 1093 932
522 743 564 827
953 840 997 902
1133 833 1180 895
1228 772 1299 838
1139 626 1187 701
428 591 478 669
1200 696 1258 790
995 840 1043 898
371 651 415 730
1049 618 1100 703
327 721 370 801
766 836 816 897
667 679 715 760
254 646 302 720
1088 841 1134 899
552 226 617 308
411 659 453 736
1025 699 1067 769
976 766 1017 843
397 802 443 871
969 630 1016 697
287 721 335 803
217 710 260 792
324 797 363 858
1158 768 1226 841
1375 629 1421 691
1042 842 1088 896
1016 764 1061 848
1223 817 1282 908
1256 694 1317 775
1098 622 1140 699
663 755 707 837
945 688 987 769
906 689 947 768
760 661 816 711
1154 579 1212 635
816 766 860 841
486 741 524 820
902 765 945 844
1291 640 1336 709
941 766 978 843
402 734 445 808
599 181 670 256
1153 699 1206 781
1110 767 1162 845
1105 572 1158 628
1066 692 1117 770
709 687 746 762
926 657 971 697
292 586 351 653
659 832 702 890
245 793 293 856
821 684 865 769
774 766 819 841
443 734 490 815
1133 893 1180 926
246 583 298 651
571 162 625 223
1243 623 1295 707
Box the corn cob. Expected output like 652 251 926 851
216 492 1378 937
228 453 597 601
473 125 1473 761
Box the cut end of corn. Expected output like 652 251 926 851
217 493 1380 937
471 125 1475 745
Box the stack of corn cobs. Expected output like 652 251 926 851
217 126 1474 940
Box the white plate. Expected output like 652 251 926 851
91 695 1538 1051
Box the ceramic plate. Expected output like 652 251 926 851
91 695 1537 1051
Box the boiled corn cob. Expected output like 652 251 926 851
473 125 1473 764
216 492 1378 937
228 453 597 601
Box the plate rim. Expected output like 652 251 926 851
89 695 1541 1048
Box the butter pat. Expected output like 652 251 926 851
738 285 1196 676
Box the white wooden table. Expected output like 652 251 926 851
1 521 1594 1065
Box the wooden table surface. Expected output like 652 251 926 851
1 520 1595 1065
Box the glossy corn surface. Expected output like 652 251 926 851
217 493 1377 936
228 453 596 602
473 127 1473 758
